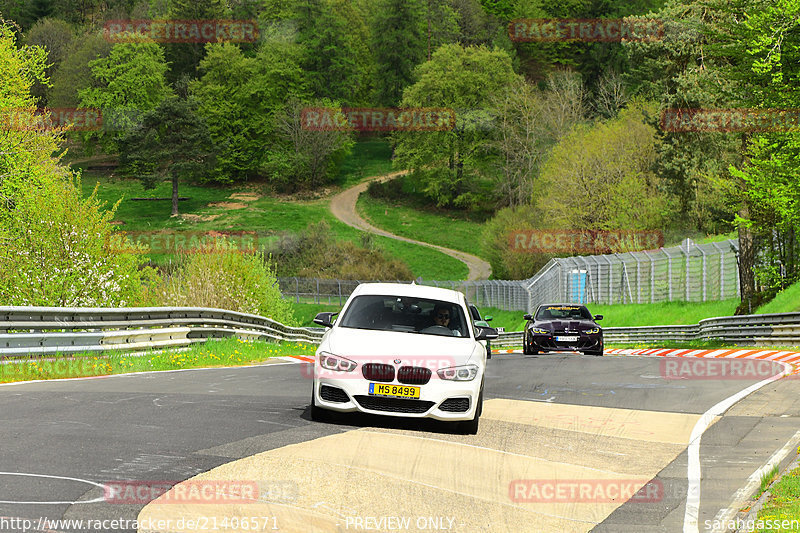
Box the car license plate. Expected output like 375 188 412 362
556 335 579 342
369 383 420 399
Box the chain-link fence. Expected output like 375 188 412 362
276 277 531 309
279 238 740 312
524 238 740 311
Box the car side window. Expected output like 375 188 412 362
466 302 479 337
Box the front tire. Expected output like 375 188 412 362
523 337 539 355
310 387 329 422
458 386 483 435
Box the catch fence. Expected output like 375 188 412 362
279 238 741 312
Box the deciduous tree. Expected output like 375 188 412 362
78 36 173 151
394 44 520 209
118 96 215 216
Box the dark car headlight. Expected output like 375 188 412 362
585 328 601 335
530 327 549 335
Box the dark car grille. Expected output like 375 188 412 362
439 397 470 412
320 385 349 403
354 396 434 414
362 363 395 382
397 366 432 385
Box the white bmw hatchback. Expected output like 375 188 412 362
310 283 498 434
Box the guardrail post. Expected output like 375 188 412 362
634 253 642 304
711 242 725 300
684 239 691 302
699 245 707 302
603 255 613 305
665 248 673 301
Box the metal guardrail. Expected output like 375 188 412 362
492 312 800 348
4 307 800 357
0 306 324 357
604 312 800 346
492 331 523 348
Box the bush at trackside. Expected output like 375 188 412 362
158 243 296 326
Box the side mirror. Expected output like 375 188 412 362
484 315 493 322
476 326 499 341
523 314 533 321
313 312 338 328
594 314 603 321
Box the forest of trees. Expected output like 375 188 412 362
1 0 799 311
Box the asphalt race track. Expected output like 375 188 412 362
1 352 799 533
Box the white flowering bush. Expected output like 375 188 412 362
0 176 157 306
0 23 156 307
159 242 296 325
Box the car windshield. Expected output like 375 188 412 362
339 295 469 337
535 305 592 320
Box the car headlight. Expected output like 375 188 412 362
530 327 549 335
585 328 601 335
318 352 357 372
437 364 479 381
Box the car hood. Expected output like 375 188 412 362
323 327 478 364
532 319 598 330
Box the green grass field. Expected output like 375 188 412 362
289 299 742 334
756 281 800 314
470 300 740 332
76 155 469 280
0 338 316 384
335 137 394 189
357 193 488 260
589 299 740 327
756 464 800 531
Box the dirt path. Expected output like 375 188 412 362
329 171 492 281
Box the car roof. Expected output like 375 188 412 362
350 282 465 305
537 303 589 308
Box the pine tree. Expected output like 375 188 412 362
372 0 426 106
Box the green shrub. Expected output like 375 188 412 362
159 243 296 325
269 221 414 280
0 23 155 307
0 176 156 306
480 205 554 279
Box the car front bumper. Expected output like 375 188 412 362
529 333 603 352
313 373 482 421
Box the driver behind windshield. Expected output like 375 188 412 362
433 304 451 327
430 304 461 336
